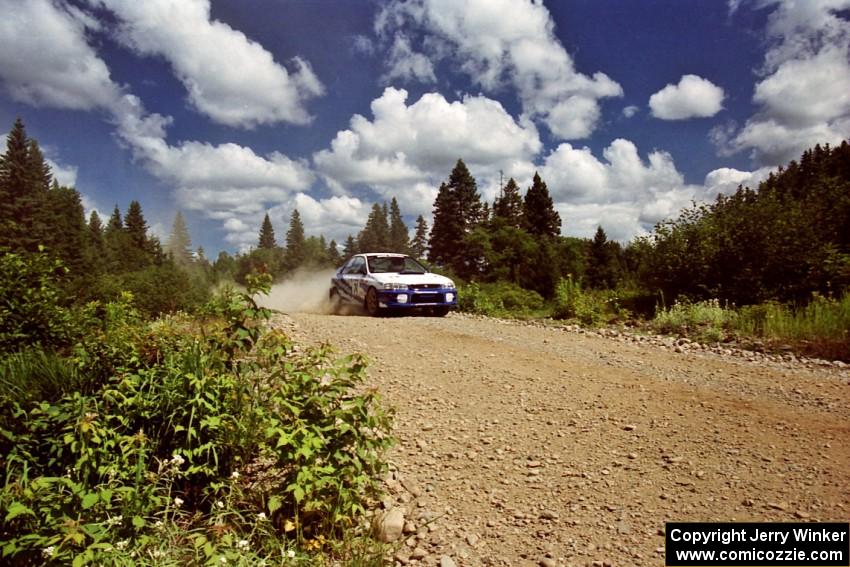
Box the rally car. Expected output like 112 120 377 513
329 253 458 316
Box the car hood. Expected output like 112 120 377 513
370 272 454 287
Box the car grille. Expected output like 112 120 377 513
411 293 441 304
410 284 441 290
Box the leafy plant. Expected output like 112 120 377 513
0 248 72 354
551 277 605 325
1 270 394 565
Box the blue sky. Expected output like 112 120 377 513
1 0 848 253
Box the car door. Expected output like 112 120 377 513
341 256 366 303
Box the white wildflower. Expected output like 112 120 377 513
220 557 228 565
287 549 296 558
42 546 55 558
230 470 240 480
236 539 249 550
173 497 184 507
116 539 129 550
216 500 224 509
257 512 267 521
171 453 185 467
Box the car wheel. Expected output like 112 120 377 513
328 288 342 314
365 287 380 317
431 306 450 317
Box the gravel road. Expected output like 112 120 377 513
279 311 850 567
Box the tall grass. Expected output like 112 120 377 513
734 293 850 359
651 293 850 360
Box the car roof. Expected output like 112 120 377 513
359 252 407 257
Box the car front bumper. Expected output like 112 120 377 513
376 287 458 309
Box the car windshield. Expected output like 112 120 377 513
367 256 428 274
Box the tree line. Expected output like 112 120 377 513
633 141 850 305
0 119 210 315
4 116 847 316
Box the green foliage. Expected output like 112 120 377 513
550 277 635 326
585 226 623 289
0 248 71 354
285 209 306 269
651 298 733 342
358 203 390 253
388 198 409 253
165 211 193 267
458 281 544 317
493 177 523 228
257 213 277 250
650 293 850 358
638 141 850 305
522 172 560 239
428 159 484 279
409 215 429 259
0 272 395 564
733 293 850 359
551 277 605 325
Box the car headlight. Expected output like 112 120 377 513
382 283 408 290
443 281 456 289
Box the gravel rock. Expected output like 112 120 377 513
374 507 405 543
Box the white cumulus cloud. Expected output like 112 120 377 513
374 0 622 140
88 0 324 128
649 74 725 120
0 0 121 110
720 0 850 165
537 139 737 240
45 157 78 188
314 87 541 215
0 0 329 247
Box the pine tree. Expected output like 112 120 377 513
84 210 106 275
327 239 341 265
428 159 484 277
493 177 523 228
124 200 148 249
358 202 390 252
122 200 154 270
586 226 621 289
285 209 306 269
166 211 193 266
103 205 126 272
45 184 87 275
343 235 357 258
388 197 409 252
258 213 277 249
106 206 122 234
410 215 429 259
523 172 561 239
87 210 104 252
27 139 52 193
0 119 51 250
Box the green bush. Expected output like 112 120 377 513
1 273 394 565
90 264 211 318
650 298 733 342
733 293 850 359
0 249 72 354
458 281 544 316
551 277 607 325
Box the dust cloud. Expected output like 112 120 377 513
257 268 337 314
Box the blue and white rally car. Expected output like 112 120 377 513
329 253 458 316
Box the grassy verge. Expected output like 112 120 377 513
650 294 850 361
455 274 848 361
